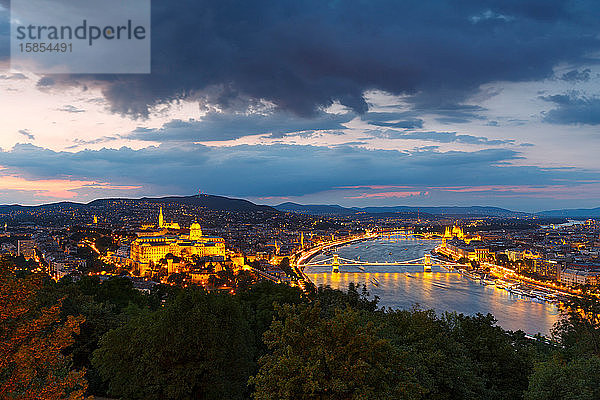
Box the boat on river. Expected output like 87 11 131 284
432 282 448 289
508 287 527 296
463 271 480 281
495 279 509 289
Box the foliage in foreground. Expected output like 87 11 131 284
93 289 255 400
0 259 87 400
3 251 600 400
523 294 600 400
251 304 422 400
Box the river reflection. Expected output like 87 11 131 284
304 237 561 336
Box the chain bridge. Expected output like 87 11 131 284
375 230 443 240
303 253 462 273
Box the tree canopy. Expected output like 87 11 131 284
0 257 88 400
3 251 600 400
92 289 255 400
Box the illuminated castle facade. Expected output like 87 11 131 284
130 209 225 275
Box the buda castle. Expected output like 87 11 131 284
130 207 226 275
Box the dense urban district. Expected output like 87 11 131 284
2 194 600 400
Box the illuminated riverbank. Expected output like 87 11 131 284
304 236 561 336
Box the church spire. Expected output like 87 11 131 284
159 207 164 228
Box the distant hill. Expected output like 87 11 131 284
275 203 527 217
89 195 277 213
275 202 356 215
359 206 528 217
536 207 600 218
0 195 278 215
0 202 87 214
3 196 598 219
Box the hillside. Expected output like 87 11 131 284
537 207 600 218
275 203 527 217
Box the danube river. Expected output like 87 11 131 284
304 237 561 336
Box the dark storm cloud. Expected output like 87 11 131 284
17 129 34 140
58 105 86 113
368 129 514 145
428 105 488 124
30 0 600 122
66 136 119 149
361 112 424 130
0 143 593 197
361 107 485 129
128 111 353 142
370 120 424 129
541 92 600 125
559 68 592 82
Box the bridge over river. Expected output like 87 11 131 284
302 237 560 336
303 253 462 273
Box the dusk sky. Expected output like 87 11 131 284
1 0 600 212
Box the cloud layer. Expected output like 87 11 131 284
0 143 595 200
22 0 600 119
1 1 599 210
542 93 600 125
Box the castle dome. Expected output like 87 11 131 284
189 222 203 241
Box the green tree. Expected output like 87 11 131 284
381 308 484 400
74 276 151 312
95 235 117 254
445 312 535 400
64 295 125 396
552 294 600 357
166 272 185 285
251 303 421 400
525 356 600 400
239 281 305 357
92 289 254 400
313 282 379 314
37 275 159 397
233 269 256 291
278 257 295 278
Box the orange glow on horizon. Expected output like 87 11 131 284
0 173 141 199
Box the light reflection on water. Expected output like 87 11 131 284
305 237 561 336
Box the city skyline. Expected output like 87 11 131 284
3 2 600 399
1 1 600 211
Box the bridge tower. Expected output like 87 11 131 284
423 253 432 272
332 254 340 273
